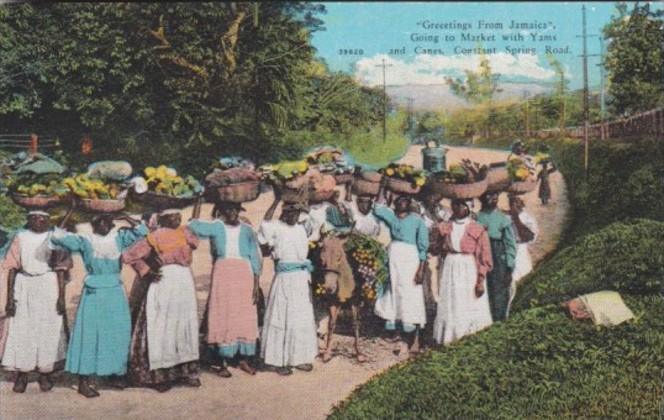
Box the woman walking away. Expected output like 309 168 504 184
51 212 148 398
507 194 538 313
477 192 517 322
258 190 318 376
433 199 493 345
2 210 72 393
537 160 556 205
122 209 201 392
372 180 429 356
189 200 262 378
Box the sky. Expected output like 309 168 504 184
311 2 661 90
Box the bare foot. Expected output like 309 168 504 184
217 367 232 378
355 352 367 363
320 351 333 363
239 360 256 375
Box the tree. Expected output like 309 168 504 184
546 53 570 130
603 2 664 116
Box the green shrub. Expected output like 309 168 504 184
512 219 664 311
331 295 664 419
0 195 26 231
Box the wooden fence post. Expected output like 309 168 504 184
29 133 38 155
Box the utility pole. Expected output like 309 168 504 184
523 91 530 137
577 5 599 176
375 59 393 142
597 37 607 139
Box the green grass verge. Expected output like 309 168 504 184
331 294 664 419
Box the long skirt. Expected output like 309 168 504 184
509 243 533 306
65 274 131 376
208 258 258 358
486 239 512 322
1 272 67 372
128 264 199 385
433 254 492 345
261 269 317 367
375 241 426 327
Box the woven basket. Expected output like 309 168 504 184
10 193 66 209
386 177 421 195
507 178 537 194
282 185 308 204
486 166 511 192
309 188 335 203
431 177 488 199
79 198 126 213
135 190 196 209
351 177 381 196
361 171 382 182
333 172 354 185
208 181 260 203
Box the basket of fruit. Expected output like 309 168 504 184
205 166 261 204
11 193 66 209
306 147 355 185
430 160 488 199
506 158 537 194
63 174 127 213
351 171 382 196
263 160 336 204
381 163 426 195
135 165 203 209
486 162 511 192
8 173 71 209
343 233 389 303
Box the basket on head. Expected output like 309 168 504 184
207 180 260 204
351 171 382 196
135 190 197 210
431 177 488 199
10 193 67 210
507 178 537 195
386 177 421 195
486 164 511 193
78 198 126 213
333 172 353 185
309 188 335 204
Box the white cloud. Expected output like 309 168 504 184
354 53 556 86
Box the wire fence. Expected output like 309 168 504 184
0 134 61 152
533 107 664 140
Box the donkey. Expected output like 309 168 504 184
318 232 367 363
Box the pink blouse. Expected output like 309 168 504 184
437 220 493 278
122 227 199 277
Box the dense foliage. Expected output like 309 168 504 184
603 2 664 116
331 295 664 419
0 3 392 176
512 219 664 310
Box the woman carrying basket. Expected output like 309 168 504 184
188 199 263 378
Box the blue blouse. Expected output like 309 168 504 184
188 220 262 276
373 204 429 261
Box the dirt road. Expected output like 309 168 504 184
0 145 568 420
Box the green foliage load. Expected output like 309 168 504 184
331 295 664 419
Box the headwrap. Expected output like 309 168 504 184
27 210 49 217
159 208 181 216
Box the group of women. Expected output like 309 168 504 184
0 168 539 397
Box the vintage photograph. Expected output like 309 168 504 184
0 1 663 418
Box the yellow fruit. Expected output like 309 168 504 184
415 178 425 186
385 168 394 176
145 167 156 177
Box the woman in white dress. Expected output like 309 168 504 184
508 194 538 311
258 191 318 376
2 211 71 393
433 199 494 345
